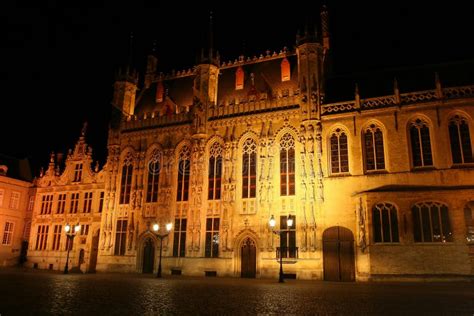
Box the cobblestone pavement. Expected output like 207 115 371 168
0 269 473 315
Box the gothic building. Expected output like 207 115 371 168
28 7 474 280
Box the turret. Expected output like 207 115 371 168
192 12 220 137
144 42 158 89
112 67 138 116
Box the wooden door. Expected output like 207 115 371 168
142 238 155 274
241 238 256 278
89 230 99 272
323 226 355 282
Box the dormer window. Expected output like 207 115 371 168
281 58 290 82
236 66 244 90
156 81 164 103
74 164 83 182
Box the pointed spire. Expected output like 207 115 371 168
267 121 274 137
209 10 214 62
435 72 443 99
393 78 401 104
260 122 266 138
81 121 88 138
321 5 330 50
297 16 318 45
355 83 361 109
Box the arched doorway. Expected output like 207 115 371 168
89 229 100 272
142 238 155 274
240 237 256 278
323 226 355 281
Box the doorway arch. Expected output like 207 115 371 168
323 226 355 281
142 237 155 274
240 237 256 278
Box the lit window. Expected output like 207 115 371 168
205 217 219 258
236 66 244 90
281 58 291 82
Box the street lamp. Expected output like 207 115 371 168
269 214 293 283
64 223 81 274
151 222 172 278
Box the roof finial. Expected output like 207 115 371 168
209 10 214 62
81 121 88 137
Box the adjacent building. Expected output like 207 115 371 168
0 155 35 266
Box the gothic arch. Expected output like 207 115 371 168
406 113 434 129
237 130 259 148
446 110 473 124
360 119 388 135
174 139 193 160
120 146 137 161
232 229 260 277
205 135 225 151
274 125 299 143
145 143 164 159
324 123 351 139
135 231 159 273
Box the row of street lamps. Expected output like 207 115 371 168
61 214 292 282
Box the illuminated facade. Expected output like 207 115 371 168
27 128 105 272
29 7 474 280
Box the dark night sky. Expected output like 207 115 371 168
3 1 474 175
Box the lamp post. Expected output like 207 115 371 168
269 215 293 283
64 223 81 274
151 222 172 278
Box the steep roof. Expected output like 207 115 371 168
0 154 33 182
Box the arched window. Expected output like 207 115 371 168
281 58 291 82
236 66 244 90
364 124 385 171
146 149 161 203
330 128 349 174
372 203 399 243
280 133 295 196
119 153 133 204
449 115 473 164
242 138 257 198
409 119 433 167
208 142 223 200
176 146 191 202
412 202 453 242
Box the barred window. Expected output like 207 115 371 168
119 153 133 205
173 218 187 257
409 119 433 167
280 133 296 196
242 139 257 199
330 128 349 174
449 115 473 164
364 124 385 171
177 146 191 202
208 142 223 200
205 217 219 258
412 202 453 242
146 149 161 203
372 203 399 243
114 220 128 256
280 215 296 258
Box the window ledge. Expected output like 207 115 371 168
411 166 436 172
364 170 388 175
328 173 352 178
372 242 401 245
451 163 474 169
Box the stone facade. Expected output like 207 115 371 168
27 128 105 272
28 7 474 280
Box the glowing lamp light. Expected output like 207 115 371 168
269 215 276 228
166 223 172 232
153 223 159 232
287 215 293 228
74 224 81 233
64 224 71 233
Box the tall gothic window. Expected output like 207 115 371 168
372 203 399 243
177 146 191 202
330 128 349 174
409 119 433 167
412 202 452 242
449 115 473 164
242 138 257 199
364 124 385 171
208 142 223 200
280 133 295 196
114 220 128 256
280 215 296 258
173 218 187 257
146 149 161 203
119 153 133 205
205 217 219 258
